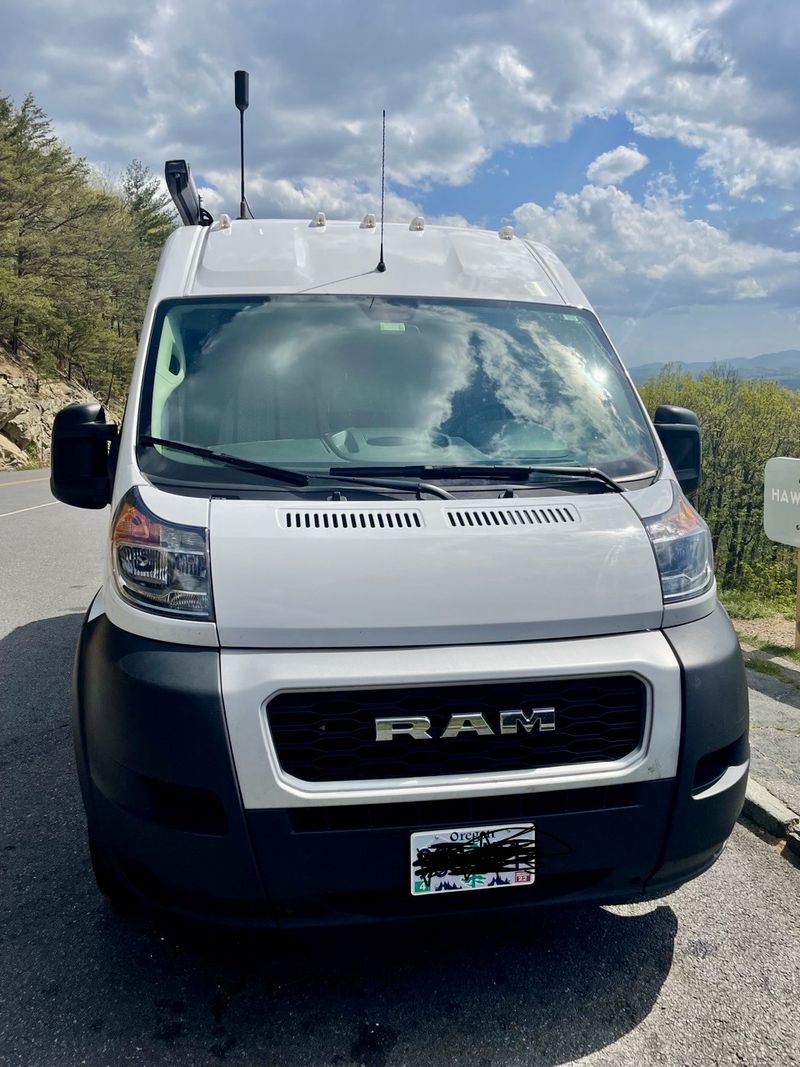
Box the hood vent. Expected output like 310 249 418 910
282 509 424 531
445 504 579 528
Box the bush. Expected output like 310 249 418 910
639 365 800 602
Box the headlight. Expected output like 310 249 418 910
111 489 213 619
643 482 714 603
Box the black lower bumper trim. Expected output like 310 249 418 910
73 609 748 927
651 605 749 883
73 613 266 908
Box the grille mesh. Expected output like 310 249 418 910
267 677 645 783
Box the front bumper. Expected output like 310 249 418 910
72 608 748 926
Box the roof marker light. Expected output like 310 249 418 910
360 213 376 229
409 216 425 231
218 213 232 229
310 211 327 228
499 225 514 240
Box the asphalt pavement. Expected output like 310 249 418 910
746 668 800 815
1 470 799 1067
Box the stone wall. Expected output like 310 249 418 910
0 350 100 469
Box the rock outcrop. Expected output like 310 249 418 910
0 349 100 469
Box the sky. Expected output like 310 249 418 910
3 0 800 367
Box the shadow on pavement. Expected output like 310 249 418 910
745 662 800 711
1 612 677 1067
0 609 85 739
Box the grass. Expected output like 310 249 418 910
719 588 795 621
21 444 45 470
740 634 800 666
719 585 800 673
746 657 794 680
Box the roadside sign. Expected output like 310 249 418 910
764 457 800 650
764 457 800 547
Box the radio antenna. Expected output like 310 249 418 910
376 109 387 272
235 70 250 220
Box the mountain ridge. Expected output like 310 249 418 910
628 349 800 389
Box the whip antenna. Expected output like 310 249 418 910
376 109 387 272
235 70 250 220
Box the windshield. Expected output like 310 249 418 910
138 296 658 483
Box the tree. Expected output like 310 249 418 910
121 159 175 250
0 96 175 403
639 366 800 599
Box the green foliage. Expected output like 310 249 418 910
743 640 800 670
0 94 175 402
121 159 175 250
719 588 795 621
744 657 790 680
640 365 800 601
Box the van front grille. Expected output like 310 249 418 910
266 677 646 783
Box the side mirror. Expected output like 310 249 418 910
653 405 701 495
50 402 118 509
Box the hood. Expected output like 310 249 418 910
209 494 664 648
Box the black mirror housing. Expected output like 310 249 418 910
653 405 702 495
50 402 117 509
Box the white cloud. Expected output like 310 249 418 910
3 0 800 373
587 145 649 186
202 171 422 223
2 0 798 213
513 183 800 317
629 112 800 197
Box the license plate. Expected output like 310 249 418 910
410 822 536 895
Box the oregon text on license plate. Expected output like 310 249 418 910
410 823 535 896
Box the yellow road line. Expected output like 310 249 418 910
0 475 49 489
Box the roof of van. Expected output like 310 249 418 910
152 219 591 308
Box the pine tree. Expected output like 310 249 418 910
0 96 176 402
121 159 175 250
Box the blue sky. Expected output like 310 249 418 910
428 124 794 232
404 114 700 227
3 0 799 367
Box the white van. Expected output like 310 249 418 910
51 180 748 925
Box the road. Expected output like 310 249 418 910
1 469 799 1067
746 671 800 815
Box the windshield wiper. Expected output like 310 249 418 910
141 435 310 485
328 464 623 493
139 437 455 499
